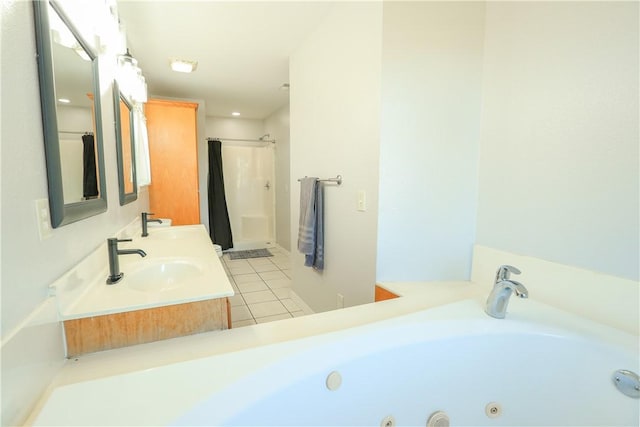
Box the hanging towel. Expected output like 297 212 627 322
133 106 151 187
297 177 317 254
310 182 324 270
297 177 324 271
82 134 98 199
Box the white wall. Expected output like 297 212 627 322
290 3 382 311
205 116 265 141
264 104 291 251
57 105 93 131
476 2 639 281
377 2 485 282
1 2 149 424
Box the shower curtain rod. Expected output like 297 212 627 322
60 130 94 135
207 137 276 144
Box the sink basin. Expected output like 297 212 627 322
125 260 204 292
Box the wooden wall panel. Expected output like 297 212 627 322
64 298 228 357
145 99 200 225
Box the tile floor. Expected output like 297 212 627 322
221 247 308 328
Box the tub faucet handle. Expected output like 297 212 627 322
495 265 521 284
486 265 528 319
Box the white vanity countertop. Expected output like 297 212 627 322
56 225 234 320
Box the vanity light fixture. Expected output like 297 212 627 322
132 73 148 103
49 8 76 49
50 28 76 49
49 9 90 62
117 49 147 103
231 112 241 116
118 48 137 68
58 98 71 104
170 59 198 73
73 46 91 61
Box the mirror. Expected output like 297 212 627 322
33 0 107 227
113 82 137 205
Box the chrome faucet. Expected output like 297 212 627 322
141 212 162 237
106 238 147 284
485 265 528 319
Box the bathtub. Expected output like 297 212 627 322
30 297 639 426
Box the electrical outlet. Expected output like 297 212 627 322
337 293 344 309
35 199 53 240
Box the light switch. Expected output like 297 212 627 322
35 199 53 240
357 190 366 212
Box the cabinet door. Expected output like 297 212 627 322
146 100 200 225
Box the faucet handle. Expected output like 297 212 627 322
108 238 132 244
142 212 156 222
495 265 521 283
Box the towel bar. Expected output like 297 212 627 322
297 175 342 185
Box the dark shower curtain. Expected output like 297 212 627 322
207 139 233 250
82 134 98 199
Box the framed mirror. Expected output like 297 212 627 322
33 0 107 227
113 82 137 205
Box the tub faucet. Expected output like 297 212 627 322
141 212 162 237
107 238 146 284
485 265 528 319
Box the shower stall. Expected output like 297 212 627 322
220 136 276 251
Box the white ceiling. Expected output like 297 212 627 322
117 1 335 119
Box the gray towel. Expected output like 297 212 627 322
308 182 324 270
297 177 317 254
297 178 324 271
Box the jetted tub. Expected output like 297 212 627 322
30 298 639 426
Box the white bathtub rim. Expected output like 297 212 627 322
30 297 639 426
175 297 640 425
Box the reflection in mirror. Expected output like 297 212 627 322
33 0 107 227
113 82 137 205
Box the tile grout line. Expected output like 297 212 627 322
222 249 298 327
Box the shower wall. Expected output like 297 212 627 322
205 117 277 250
222 143 275 249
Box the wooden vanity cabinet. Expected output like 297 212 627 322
64 298 230 357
